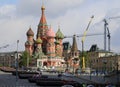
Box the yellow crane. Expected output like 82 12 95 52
81 15 94 70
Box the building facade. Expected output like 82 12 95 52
0 51 22 68
0 5 80 71
25 5 65 69
24 5 80 70
88 44 120 72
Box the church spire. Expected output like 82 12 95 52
71 34 78 52
40 4 47 25
37 4 48 39
36 4 48 54
70 34 79 58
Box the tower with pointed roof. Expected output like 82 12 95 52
69 35 80 72
36 5 48 54
70 35 79 58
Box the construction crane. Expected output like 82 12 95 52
64 16 95 70
107 27 110 51
109 16 120 19
64 33 103 38
81 15 94 70
103 19 108 52
103 16 120 52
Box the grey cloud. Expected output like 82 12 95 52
111 26 120 46
0 5 16 19
45 0 84 18
105 8 120 19
1 0 120 53
111 28 120 53
16 0 84 18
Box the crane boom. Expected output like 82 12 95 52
81 15 94 42
64 33 103 38
109 16 120 19
81 15 94 70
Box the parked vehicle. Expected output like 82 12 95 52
61 85 74 87
87 84 95 87
62 72 74 77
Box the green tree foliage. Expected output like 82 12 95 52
19 51 29 67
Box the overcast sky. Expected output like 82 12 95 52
0 0 120 53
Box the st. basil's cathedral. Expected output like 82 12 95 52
25 5 80 71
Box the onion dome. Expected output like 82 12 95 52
25 41 33 46
41 5 45 10
46 26 55 37
36 38 42 44
56 29 64 39
26 27 34 36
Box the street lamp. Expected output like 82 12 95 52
116 62 119 84
89 60 92 80
103 60 107 74
16 40 19 83
64 57 69 70
27 46 30 68
3 55 5 69
72 58 78 74
102 59 107 81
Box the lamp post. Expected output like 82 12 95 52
11 54 14 67
3 55 5 69
116 62 119 84
27 52 29 68
72 58 78 74
104 60 107 74
102 59 107 81
27 47 30 68
64 57 69 70
89 60 92 80
16 40 19 83
73 59 75 74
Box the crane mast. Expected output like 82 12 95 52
107 27 110 51
103 19 108 52
104 16 120 52
81 15 94 70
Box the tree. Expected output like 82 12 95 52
19 51 29 67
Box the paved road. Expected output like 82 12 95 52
42 72 96 84
79 74 119 84
0 71 39 87
0 70 106 87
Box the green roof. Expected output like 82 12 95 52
36 38 42 44
56 29 64 39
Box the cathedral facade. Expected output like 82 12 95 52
25 5 65 69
